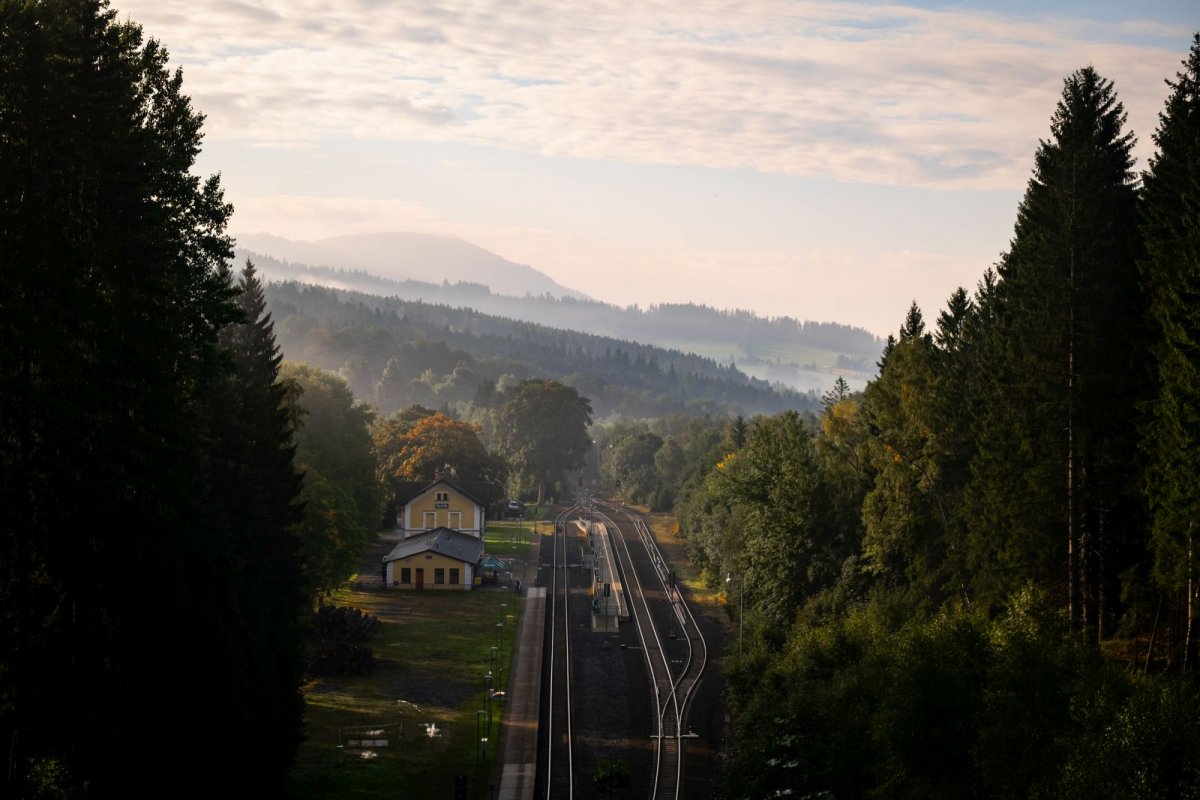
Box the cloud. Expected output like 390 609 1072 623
229 195 446 241
120 0 1191 190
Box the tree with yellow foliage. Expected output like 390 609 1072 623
373 409 508 487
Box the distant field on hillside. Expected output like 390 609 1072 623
652 337 875 393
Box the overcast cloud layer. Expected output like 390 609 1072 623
116 0 1196 335
126 0 1185 188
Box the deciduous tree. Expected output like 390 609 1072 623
493 379 593 503
282 362 382 597
374 410 507 488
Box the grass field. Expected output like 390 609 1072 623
483 519 538 557
289 581 524 798
287 509 711 798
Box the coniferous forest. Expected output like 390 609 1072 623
264 280 817 419
0 2 307 795
664 41 1200 799
4 1 1200 798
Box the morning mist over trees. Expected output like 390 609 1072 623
4 1 1200 798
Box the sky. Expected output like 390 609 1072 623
118 0 1197 336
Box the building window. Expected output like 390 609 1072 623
448 511 462 529
449 568 460 585
400 567 411 584
422 511 436 528
434 568 445 585
436 491 449 501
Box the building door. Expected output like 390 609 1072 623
415 568 424 590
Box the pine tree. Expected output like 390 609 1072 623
727 414 749 449
861 304 952 605
375 356 407 415
821 376 852 410
0 4 304 794
212 259 306 788
899 301 929 343
1140 33 1200 667
877 334 897 370
934 288 973 354
927 286 979 598
966 67 1146 632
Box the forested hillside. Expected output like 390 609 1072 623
248 249 882 392
266 281 818 419
587 40 1200 799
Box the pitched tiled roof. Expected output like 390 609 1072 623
381 527 485 565
393 477 491 508
438 477 490 506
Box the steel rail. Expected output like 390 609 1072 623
593 505 682 799
544 503 583 800
626 510 709 732
596 501 709 800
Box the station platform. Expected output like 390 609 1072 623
493 512 628 799
587 521 628 631
494 523 545 800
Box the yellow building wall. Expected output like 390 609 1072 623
405 485 482 535
389 551 472 591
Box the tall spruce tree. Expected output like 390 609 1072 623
1140 33 1200 668
966 67 1146 633
929 287 979 599
212 259 306 789
861 303 955 607
0 3 304 795
374 356 407 416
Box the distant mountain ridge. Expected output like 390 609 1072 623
238 240 883 394
265 281 813 420
236 231 591 301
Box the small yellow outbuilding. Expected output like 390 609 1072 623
382 527 484 591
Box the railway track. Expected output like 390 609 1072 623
541 503 585 800
594 500 709 800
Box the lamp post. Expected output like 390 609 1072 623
475 709 485 768
490 644 501 699
485 670 493 732
476 707 487 799
498 602 508 648
726 572 743 659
